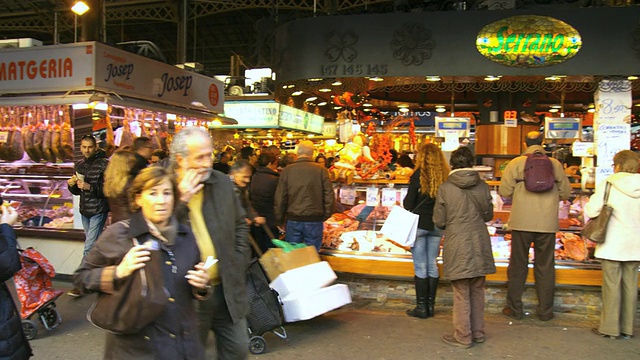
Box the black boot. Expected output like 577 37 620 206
427 277 439 317
407 276 429 319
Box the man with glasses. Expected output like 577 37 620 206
67 134 109 297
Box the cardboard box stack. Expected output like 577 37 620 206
259 247 352 322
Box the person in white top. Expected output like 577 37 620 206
585 150 640 340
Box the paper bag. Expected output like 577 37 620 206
380 205 419 247
259 246 321 281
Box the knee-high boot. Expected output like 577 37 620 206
427 277 439 317
407 276 429 319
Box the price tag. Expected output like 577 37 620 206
366 187 379 207
0 131 8 144
400 188 408 202
339 187 356 205
572 141 594 157
595 124 630 165
381 188 396 207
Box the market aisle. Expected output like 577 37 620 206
28 281 639 360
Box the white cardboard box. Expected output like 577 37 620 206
281 284 352 322
269 261 337 299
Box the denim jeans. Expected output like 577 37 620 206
411 228 442 278
285 220 324 250
81 212 108 256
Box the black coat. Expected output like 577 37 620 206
403 170 437 231
176 170 250 323
74 212 204 360
69 150 109 217
0 224 33 360
130 153 149 178
249 166 280 227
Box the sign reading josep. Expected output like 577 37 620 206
476 15 581 68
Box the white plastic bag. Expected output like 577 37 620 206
380 205 419 247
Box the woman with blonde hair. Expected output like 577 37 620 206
104 150 136 223
403 143 449 318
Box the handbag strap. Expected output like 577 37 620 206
408 196 429 214
603 181 611 205
131 237 149 297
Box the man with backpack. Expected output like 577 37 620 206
499 131 571 321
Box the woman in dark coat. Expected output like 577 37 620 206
0 203 33 360
433 147 495 349
75 167 211 360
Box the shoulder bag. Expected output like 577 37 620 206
581 182 613 244
87 237 168 334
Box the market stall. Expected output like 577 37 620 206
0 41 228 275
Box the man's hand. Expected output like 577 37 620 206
76 179 90 191
253 216 266 225
0 205 18 226
68 175 78 187
178 169 206 203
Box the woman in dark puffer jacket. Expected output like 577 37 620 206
0 202 33 360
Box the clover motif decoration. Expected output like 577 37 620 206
390 23 436 66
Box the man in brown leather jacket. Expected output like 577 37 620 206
274 140 335 250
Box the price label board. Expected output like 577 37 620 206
544 117 581 139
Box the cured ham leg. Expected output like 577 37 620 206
32 106 46 162
8 107 25 161
105 106 116 157
0 107 10 160
61 106 74 162
41 106 56 163
23 107 41 162
51 107 63 162
119 108 134 148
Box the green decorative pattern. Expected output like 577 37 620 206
476 15 582 68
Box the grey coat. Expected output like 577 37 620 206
176 170 250 323
433 169 496 281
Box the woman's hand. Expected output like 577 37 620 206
115 245 151 279
185 262 210 290
253 216 266 225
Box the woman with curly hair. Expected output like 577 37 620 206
402 143 449 318
103 150 136 223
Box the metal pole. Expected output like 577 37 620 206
74 14 77 43
53 12 59 44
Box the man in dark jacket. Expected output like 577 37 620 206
250 152 280 253
130 136 153 177
275 140 335 250
0 202 33 359
67 135 109 297
171 127 250 360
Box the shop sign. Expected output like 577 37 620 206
279 104 324 134
476 15 581 68
0 43 94 92
223 101 280 128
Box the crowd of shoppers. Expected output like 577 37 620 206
19 123 634 357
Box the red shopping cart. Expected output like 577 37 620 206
13 247 64 340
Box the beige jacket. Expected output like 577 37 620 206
499 145 571 233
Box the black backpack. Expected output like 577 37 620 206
519 151 556 192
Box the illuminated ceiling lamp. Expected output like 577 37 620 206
425 76 441 82
71 1 90 43
435 106 446 113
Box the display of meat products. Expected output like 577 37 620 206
60 107 74 161
51 108 63 162
7 107 25 161
32 106 46 162
119 108 134 148
23 107 41 162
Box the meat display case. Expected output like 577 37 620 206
320 180 612 286
0 163 83 239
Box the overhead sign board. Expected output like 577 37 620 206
544 117 581 139
476 15 581 68
222 101 324 134
0 42 224 113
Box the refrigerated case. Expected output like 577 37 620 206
319 180 614 286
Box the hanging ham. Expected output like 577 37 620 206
0 107 10 160
149 112 162 150
104 106 116 157
51 107 63 162
119 108 134 149
23 107 41 162
7 107 25 161
32 106 46 162
60 106 74 162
